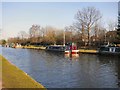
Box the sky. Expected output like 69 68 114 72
1 1 119 40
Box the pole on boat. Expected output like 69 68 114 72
63 29 65 46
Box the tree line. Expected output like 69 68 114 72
1 7 119 48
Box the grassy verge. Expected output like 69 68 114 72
0 56 1 79
23 45 46 50
1 55 46 89
79 49 98 54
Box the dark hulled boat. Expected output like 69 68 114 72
99 45 120 55
46 45 66 52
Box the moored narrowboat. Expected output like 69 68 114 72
99 45 120 55
46 45 65 52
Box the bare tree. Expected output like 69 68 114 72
29 25 40 43
0 28 2 40
106 20 118 44
18 31 28 39
64 25 77 43
41 27 45 38
107 20 117 31
75 7 102 46
55 30 64 45
93 22 104 41
44 26 57 45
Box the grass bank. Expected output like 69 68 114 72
79 49 98 54
1 55 46 89
22 45 46 50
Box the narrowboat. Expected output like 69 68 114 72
46 45 66 52
99 45 120 55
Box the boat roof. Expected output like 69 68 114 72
48 45 65 47
100 45 120 48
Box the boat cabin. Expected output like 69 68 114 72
99 45 120 55
46 45 65 52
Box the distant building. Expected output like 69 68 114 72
106 31 120 44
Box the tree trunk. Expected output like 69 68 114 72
87 26 90 47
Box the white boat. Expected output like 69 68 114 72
65 50 79 54
15 43 22 48
65 42 79 54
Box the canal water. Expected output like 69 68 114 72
1 46 120 88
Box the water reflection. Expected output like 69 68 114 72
98 55 120 87
64 53 79 61
1 46 120 88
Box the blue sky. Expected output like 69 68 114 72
1 2 118 39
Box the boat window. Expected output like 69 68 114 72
100 47 109 51
47 46 65 50
109 47 115 52
115 48 120 52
